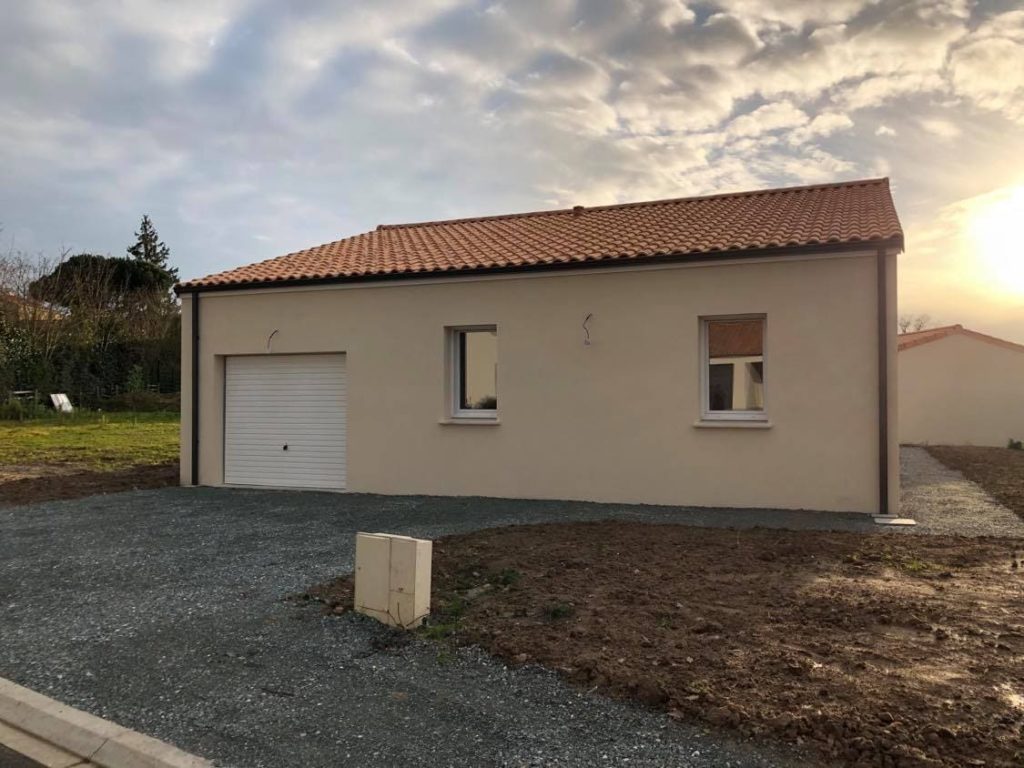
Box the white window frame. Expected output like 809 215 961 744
699 314 768 422
447 325 498 420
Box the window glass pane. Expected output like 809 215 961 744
459 329 497 410
707 319 764 412
708 364 734 411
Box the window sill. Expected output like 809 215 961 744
693 419 772 429
439 417 501 426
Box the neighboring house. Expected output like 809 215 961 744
898 324 1024 447
176 178 903 515
0 291 59 322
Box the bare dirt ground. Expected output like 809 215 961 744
926 446 1024 521
0 463 90 483
0 463 178 507
308 521 1024 768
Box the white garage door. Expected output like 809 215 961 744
224 354 347 490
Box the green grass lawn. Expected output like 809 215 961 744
0 411 180 470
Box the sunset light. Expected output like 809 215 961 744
970 185 1024 295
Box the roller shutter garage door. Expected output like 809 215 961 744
224 354 347 489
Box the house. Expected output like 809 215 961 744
0 291 59 322
898 324 1024 447
176 178 902 515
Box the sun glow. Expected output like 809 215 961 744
969 185 1024 295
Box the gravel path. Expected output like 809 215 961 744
0 489 834 768
900 446 1024 536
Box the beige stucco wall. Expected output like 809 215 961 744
180 250 898 514
899 333 1024 447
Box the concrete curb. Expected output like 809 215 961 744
0 678 210 768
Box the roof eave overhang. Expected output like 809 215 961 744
175 235 905 295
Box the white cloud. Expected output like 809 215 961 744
653 0 696 29
919 118 961 139
726 101 809 139
837 72 947 111
715 0 875 28
948 11 1024 123
787 111 855 145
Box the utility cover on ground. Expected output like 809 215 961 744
354 532 431 628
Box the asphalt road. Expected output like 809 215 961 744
0 743 42 768
0 488 873 767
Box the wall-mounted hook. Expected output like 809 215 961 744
582 313 593 346
266 329 279 352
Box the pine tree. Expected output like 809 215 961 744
127 215 177 280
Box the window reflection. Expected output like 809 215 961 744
707 319 764 412
458 329 497 411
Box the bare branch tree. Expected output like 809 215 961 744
898 313 933 334
0 246 65 364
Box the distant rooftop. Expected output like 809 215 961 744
898 324 1024 353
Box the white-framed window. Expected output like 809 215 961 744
448 325 498 419
700 315 767 421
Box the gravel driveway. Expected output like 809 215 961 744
899 446 1024 536
0 489 866 768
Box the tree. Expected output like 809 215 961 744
28 253 177 363
1 247 65 385
898 314 933 334
3 239 181 404
127 215 177 280
29 254 174 310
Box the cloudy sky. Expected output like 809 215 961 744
2 0 1023 339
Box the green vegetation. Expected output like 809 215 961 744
0 411 179 470
421 595 468 640
542 602 575 621
846 548 939 576
494 568 521 587
1 214 180 407
421 567 523 641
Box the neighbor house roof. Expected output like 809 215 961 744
0 291 60 320
179 177 903 291
898 324 1024 353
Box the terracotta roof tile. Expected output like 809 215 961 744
179 177 903 290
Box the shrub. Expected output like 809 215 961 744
0 400 26 420
1009 439 1023 451
0 397 51 420
126 364 146 393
